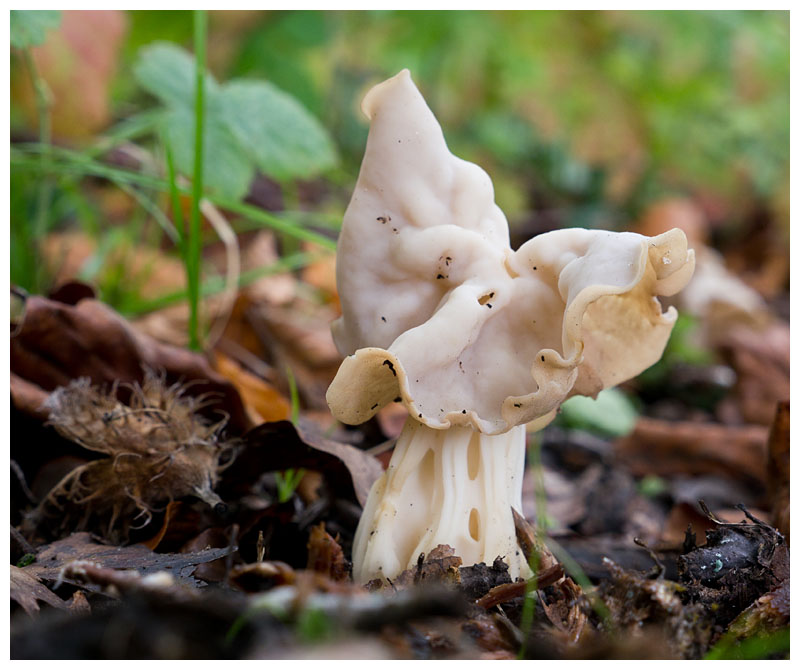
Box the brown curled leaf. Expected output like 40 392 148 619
615 417 768 486
10 294 250 434
307 522 349 582
21 532 235 588
10 565 69 616
225 418 383 507
766 401 790 541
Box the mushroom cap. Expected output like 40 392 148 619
327 70 695 435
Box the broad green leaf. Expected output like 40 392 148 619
558 388 639 438
164 105 253 201
133 42 218 108
222 80 336 180
10 10 61 49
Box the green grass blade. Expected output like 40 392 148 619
12 145 338 251
165 143 185 256
117 250 317 316
186 9 208 351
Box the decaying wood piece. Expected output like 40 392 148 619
677 503 789 629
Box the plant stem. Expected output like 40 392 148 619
286 365 300 426
187 9 208 350
165 143 185 256
22 47 53 290
518 433 544 658
118 250 317 316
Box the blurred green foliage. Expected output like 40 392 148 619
134 42 336 200
10 10 789 311
221 10 788 207
704 627 790 660
10 10 60 49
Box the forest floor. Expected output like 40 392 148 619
10 199 790 660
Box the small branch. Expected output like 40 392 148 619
476 563 564 609
200 198 240 349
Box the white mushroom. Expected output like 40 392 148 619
327 70 695 583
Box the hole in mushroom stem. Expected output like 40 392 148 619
477 292 495 306
467 433 480 480
469 508 480 541
419 449 435 493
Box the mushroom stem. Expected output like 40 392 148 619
352 416 532 583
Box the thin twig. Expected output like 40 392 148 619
200 198 241 349
11 525 37 557
11 459 38 504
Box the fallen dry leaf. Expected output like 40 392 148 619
11 294 251 435
68 589 91 616
599 557 709 659
181 526 233 584
10 565 69 616
766 402 790 542
717 322 790 426
513 508 558 572
239 231 297 306
461 613 518 656
615 417 768 486
22 532 235 588
140 500 184 551
660 501 721 548
229 560 296 593
10 372 49 421
307 522 349 581
301 242 338 303
213 351 290 424
390 545 463 590
540 574 588 645
226 419 383 508
247 301 341 410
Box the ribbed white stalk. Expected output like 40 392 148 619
352 417 531 583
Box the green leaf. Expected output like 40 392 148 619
164 105 253 201
558 388 639 437
133 42 218 108
10 10 61 49
133 43 337 196
222 80 337 180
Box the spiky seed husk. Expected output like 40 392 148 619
26 370 234 542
